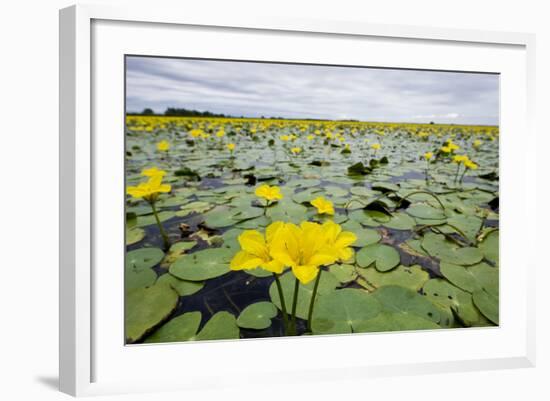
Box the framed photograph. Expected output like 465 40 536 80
59 4 536 397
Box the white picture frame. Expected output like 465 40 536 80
59 3 536 397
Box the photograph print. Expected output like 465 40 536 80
124 56 499 344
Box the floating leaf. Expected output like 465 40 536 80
406 204 446 220
421 232 483 265
479 230 499 265
145 311 239 343
372 285 441 325
169 248 233 281
358 265 429 292
126 227 145 245
382 212 416 230
328 264 357 284
355 311 440 333
237 302 278 329
126 284 179 343
156 272 204 296
356 243 400 271
160 241 197 268
311 289 381 334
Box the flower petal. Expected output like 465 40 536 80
292 265 319 285
230 251 262 271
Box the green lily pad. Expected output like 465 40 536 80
175 201 213 217
145 311 240 343
422 279 484 327
126 227 145 245
357 265 429 292
328 264 357 284
269 270 339 320
421 232 483 265
342 221 381 247
479 230 499 265
237 302 278 329
126 284 179 343
156 273 204 296
444 215 483 243
406 204 446 220
472 288 499 324
126 247 164 271
355 311 440 333
382 212 416 230
311 289 381 334
372 285 441 325
160 241 197 268
136 211 175 227
169 248 233 281
356 243 400 271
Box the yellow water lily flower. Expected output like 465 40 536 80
371 143 381 150
255 184 283 202
440 146 451 153
216 130 225 138
311 196 335 215
464 160 478 170
141 166 166 178
322 220 357 262
156 140 170 152
280 135 291 141
290 147 302 154
453 155 469 164
126 175 171 202
230 222 286 273
424 152 433 160
270 222 338 284
307 135 315 140
227 143 236 151
189 129 203 138
473 139 482 148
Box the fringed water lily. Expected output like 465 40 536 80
424 152 433 160
216 130 225 138
311 196 335 216
255 184 283 202
126 170 172 249
229 222 286 274
269 222 338 285
464 159 478 170
156 140 170 152
322 220 357 262
227 143 236 152
371 143 381 151
290 147 302 154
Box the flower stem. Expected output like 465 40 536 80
150 201 170 250
454 163 461 184
273 273 289 335
306 268 322 333
290 277 300 335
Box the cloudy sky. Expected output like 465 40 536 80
126 56 499 125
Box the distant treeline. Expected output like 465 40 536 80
128 108 237 118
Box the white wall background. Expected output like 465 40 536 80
0 0 547 399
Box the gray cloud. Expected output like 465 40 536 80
126 56 499 125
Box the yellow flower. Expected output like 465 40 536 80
270 222 338 284
440 146 451 153
424 152 433 160
216 130 225 138
371 143 381 150
255 184 283 202
449 143 460 151
189 129 203 138
156 140 170 152
453 155 469 164
311 196 335 215
473 139 482 148
464 160 478 170
280 135 291 141
227 143 236 151
126 175 171 202
307 135 315 140
141 167 166 177
229 222 286 274
322 220 357 262
290 147 302 154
